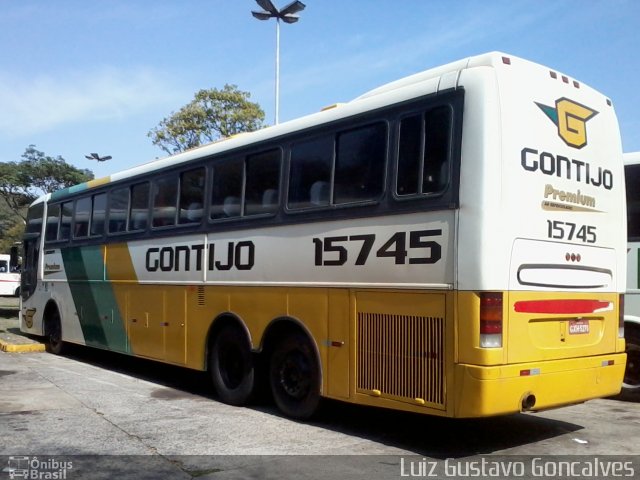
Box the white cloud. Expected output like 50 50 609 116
0 67 180 137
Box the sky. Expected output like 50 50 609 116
0 0 639 180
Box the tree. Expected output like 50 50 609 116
0 145 94 222
148 84 265 155
0 221 24 255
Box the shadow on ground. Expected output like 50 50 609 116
55 343 584 457
0 307 19 320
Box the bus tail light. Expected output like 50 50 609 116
619 294 625 338
480 292 503 348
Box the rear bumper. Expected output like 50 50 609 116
453 353 626 418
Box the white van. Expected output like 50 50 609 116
0 248 20 296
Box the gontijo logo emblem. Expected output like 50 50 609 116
536 98 598 149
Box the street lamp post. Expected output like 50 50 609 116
85 153 112 162
251 0 305 125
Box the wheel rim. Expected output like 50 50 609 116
278 350 311 399
219 343 245 389
623 345 640 387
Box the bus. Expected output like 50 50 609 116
20 52 626 419
0 248 21 297
624 151 640 393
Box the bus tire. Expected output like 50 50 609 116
622 325 640 394
209 324 255 406
45 308 64 355
269 332 320 419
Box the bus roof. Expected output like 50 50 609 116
624 152 640 165
37 50 599 205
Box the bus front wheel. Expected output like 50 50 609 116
45 308 64 355
209 324 255 406
623 326 640 394
269 332 321 419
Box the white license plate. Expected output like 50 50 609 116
569 319 589 335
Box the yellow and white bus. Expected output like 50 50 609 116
624 151 640 393
21 52 626 419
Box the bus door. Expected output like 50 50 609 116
21 233 40 301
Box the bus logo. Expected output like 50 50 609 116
536 98 598 149
4 457 29 479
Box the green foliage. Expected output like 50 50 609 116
0 145 94 223
148 84 265 155
0 220 24 255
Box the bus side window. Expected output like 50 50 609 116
45 203 60 242
288 136 333 209
152 176 179 228
245 149 280 216
90 193 107 236
109 187 129 234
129 182 150 231
24 203 44 235
59 202 72 240
73 197 91 238
334 122 386 204
211 159 243 220
397 106 452 197
423 106 451 193
178 167 205 224
397 114 422 196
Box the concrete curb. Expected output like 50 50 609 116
0 339 46 353
0 333 46 353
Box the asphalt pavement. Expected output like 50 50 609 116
1 295 640 479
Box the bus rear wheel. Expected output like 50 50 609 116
269 332 320 419
209 324 255 406
622 326 640 394
45 309 64 355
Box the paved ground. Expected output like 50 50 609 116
1 297 639 478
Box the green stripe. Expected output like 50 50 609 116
61 246 128 352
50 183 90 201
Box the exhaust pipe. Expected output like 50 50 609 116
521 393 536 411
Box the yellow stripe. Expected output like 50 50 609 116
105 243 137 281
86 176 111 189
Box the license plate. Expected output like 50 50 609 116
569 319 589 335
